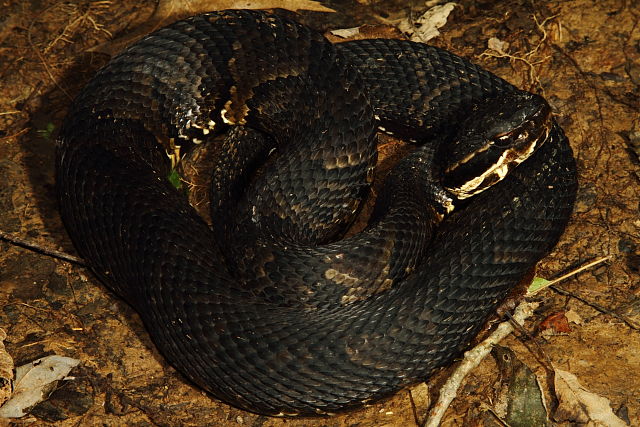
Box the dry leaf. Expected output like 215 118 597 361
539 311 572 334
91 0 335 56
330 27 361 39
0 355 80 418
397 2 457 42
409 382 430 414
553 368 627 427
565 309 583 325
491 346 549 426
488 37 509 55
0 329 13 408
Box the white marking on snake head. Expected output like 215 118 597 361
221 108 233 124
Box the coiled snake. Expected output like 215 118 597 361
56 9 577 416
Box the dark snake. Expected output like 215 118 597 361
56 9 577 416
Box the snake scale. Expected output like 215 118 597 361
56 9 577 416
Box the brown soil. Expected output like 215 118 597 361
0 1 638 426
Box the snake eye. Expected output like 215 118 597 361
493 125 531 147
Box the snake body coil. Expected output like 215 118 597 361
56 10 577 416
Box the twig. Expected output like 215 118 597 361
485 407 511 426
26 21 72 100
43 2 112 54
408 388 422 427
545 255 612 287
528 255 612 294
480 13 558 93
528 255 638 329
424 302 538 427
0 127 29 142
550 286 640 330
17 301 84 332
0 230 85 265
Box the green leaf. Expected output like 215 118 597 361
36 122 56 139
528 276 550 295
168 169 182 190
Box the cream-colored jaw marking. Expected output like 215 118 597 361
449 134 540 199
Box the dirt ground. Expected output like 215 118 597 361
0 0 639 426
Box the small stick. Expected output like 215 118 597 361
0 230 85 265
533 255 612 291
0 127 29 142
424 302 538 427
529 255 637 328
550 286 639 330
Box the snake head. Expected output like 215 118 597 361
440 91 553 200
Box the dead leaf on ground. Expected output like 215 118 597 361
90 0 336 56
0 355 80 419
487 37 509 55
539 311 572 334
397 2 457 42
564 309 583 325
0 329 13 408
330 27 361 39
553 368 627 427
492 345 549 426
